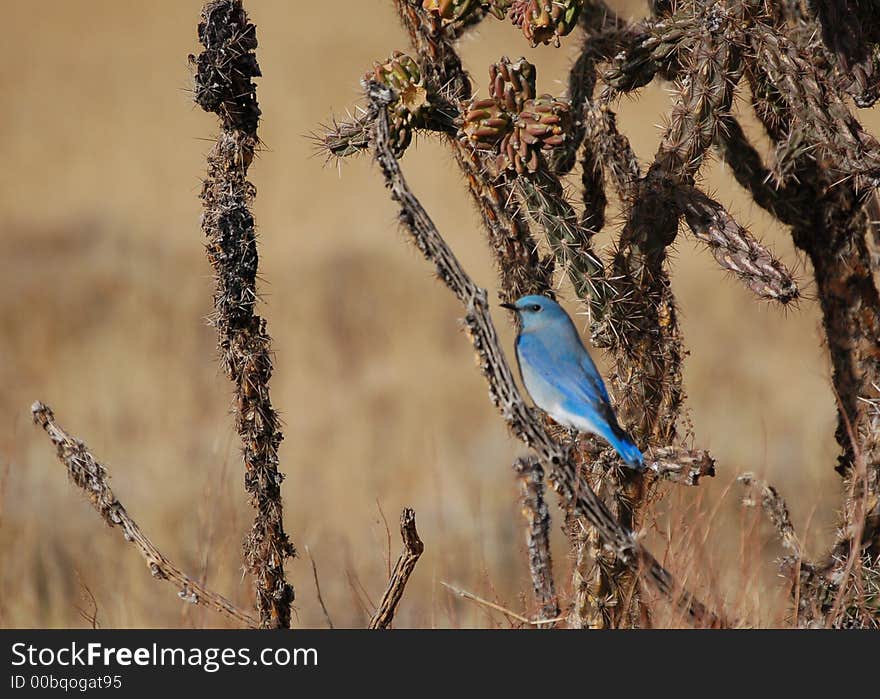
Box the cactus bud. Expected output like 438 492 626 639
489 57 536 112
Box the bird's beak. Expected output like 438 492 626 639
499 302 518 311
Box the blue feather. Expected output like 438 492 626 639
507 295 644 471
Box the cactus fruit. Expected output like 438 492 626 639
496 95 571 174
366 51 429 156
507 0 583 47
461 58 571 174
517 95 571 150
422 0 481 23
462 97 515 144
490 56 536 111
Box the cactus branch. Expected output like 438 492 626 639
552 0 632 175
514 457 559 624
812 0 880 107
454 142 556 300
675 185 799 303
513 172 612 322
752 21 880 189
713 114 805 226
583 97 641 203
395 0 471 102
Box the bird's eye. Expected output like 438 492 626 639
531 304 542 312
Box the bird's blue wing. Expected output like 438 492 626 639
517 331 612 419
577 348 611 405
554 378 644 469
517 331 643 468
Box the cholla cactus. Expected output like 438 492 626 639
422 0 481 23
323 0 880 630
366 51 429 155
461 58 571 173
508 0 583 47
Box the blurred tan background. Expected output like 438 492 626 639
1 1 872 628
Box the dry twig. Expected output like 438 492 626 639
306 546 335 629
31 402 258 628
441 581 564 627
369 508 425 629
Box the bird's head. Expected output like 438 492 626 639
500 294 569 332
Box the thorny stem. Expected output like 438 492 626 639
192 0 295 629
514 457 560 624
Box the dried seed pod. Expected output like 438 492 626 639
508 0 583 47
366 51 430 156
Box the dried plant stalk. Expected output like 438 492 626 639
369 508 425 629
566 514 601 628
31 402 258 628
738 471 880 627
647 446 715 486
514 457 559 624
192 0 294 629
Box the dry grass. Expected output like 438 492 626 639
0 0 874 628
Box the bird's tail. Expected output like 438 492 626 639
605 427 645 472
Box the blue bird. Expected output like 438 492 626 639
501 294 645 471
